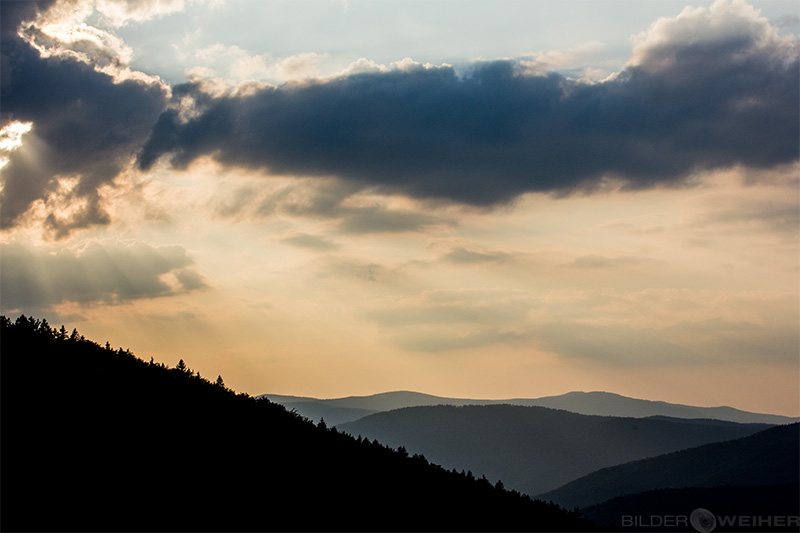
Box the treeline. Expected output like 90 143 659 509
0 315 600 532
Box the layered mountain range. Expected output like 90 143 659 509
264 390 800 530
260 390 798 426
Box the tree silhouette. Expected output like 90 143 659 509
0 314 601 532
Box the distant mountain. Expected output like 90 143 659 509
264 394 379 427
538 422 800 510
526 391 798 425
1 315 597 532
338 404 772 496
260 390 797 426
261 391 452 426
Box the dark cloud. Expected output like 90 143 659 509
0 1 168 235
138 4 798 206
0 240 206 310
3 0 797 236
0 1 51 38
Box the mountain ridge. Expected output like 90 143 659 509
539 422 800 510
337 403 773 496
260 389 798 426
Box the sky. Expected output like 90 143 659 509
1 0 798 416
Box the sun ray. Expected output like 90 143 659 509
0 121 33 170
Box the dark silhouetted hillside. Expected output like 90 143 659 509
538 422 800 510
262 390 797 426
0 315 598 532
338 404 772 496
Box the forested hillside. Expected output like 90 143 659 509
0 315 597 532
339 404 771 495
539 422 800 509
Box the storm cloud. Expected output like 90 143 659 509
2 0 797 236
0 1 168 236
138 1 798 205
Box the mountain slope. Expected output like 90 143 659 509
0 315 597 532
338 404 772 496
538 422 800 510
261 390 797 426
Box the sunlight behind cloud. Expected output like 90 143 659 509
0 122 33 170
1 0 797 417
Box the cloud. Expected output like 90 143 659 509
359 288 538 352
14 0 172 84
533 321 699 365
566 255 651 269
0 240 206 311
692 197 800 235
314 257 389 283
193 44 327 84
174 267 207 291
534 317 799 365
356 284 798 362
214 177 452 234
390 328 529 353
442 247 513 265
363 288 536 327
1 1 168 236
92 0 188 27
280 233 340 251
531 287 799 365
336 206 446 234
519 41 610 80
628 0 788 70
0 2 50 38
138 0 798 206
3 0 797 237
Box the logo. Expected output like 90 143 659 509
690 508 717 533
620 508 799 530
